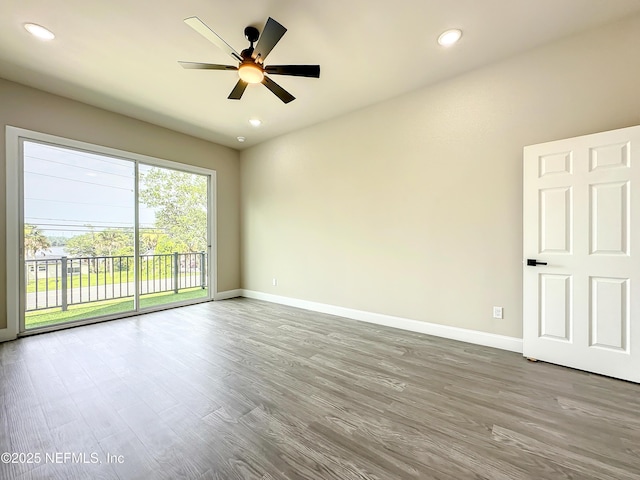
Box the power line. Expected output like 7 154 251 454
26 142 134 170
25 217 134 225
24 171 133 191
37 228 131 233
25 197 133 209
34 225 169 232
35 224 134 229
24 155 134 179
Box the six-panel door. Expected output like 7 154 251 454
523 125 640 383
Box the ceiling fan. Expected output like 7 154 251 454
179 16 320 104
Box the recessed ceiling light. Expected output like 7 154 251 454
24 23 55 41
438 29 462 47
249 119 262 127
237 136 246 143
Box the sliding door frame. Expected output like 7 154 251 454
5 126 217 337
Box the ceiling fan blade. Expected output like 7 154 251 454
262 76 295 104
228 79 249 100
252 17 287 63
184 17 243 62
179 61 238 70
264 65 320 78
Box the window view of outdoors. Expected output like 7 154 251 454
23 142 209 330
138 164 209 310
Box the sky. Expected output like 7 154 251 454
23 141 184 239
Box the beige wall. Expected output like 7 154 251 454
1 78 240 331
240 14 640 338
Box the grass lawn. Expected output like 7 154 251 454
25 287 209 329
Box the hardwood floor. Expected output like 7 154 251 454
1 298 639 479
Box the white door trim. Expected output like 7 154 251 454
3 126 20 341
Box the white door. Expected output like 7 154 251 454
523 125 640 383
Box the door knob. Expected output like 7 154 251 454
527 259 548 266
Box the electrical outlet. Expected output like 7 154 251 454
272 278 277 286
493 306 503 319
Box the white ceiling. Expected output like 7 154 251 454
2 0 640 150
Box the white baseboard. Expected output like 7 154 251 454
215 289 243 301
241 290 523 353
0 327 18 343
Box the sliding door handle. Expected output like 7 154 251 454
526 259 548 266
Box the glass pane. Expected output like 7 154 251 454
23 141 135 329
138 164 209 309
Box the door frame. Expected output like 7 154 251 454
5 126 218 337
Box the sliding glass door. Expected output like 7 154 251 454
23 142 136 329
19 137 213 332
137 164 209 309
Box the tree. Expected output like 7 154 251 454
95 229 134 256
47 236 68 247
153 234 183 255
24 224 51 258
66 227 134 272
139 168 207 252
65 228 98 258
140 231 163 254
66 227 134 258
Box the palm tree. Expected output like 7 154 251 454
95 229 132 273
24 224 51 259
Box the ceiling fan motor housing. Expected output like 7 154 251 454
241 48 254 60
242 25 260 60
244 26 260 44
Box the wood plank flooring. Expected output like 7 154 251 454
1 298 639 479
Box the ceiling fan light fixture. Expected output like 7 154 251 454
238 62 264 84
438 29 462 47
24 23 55 41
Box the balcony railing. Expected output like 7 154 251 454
25 252 207 312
